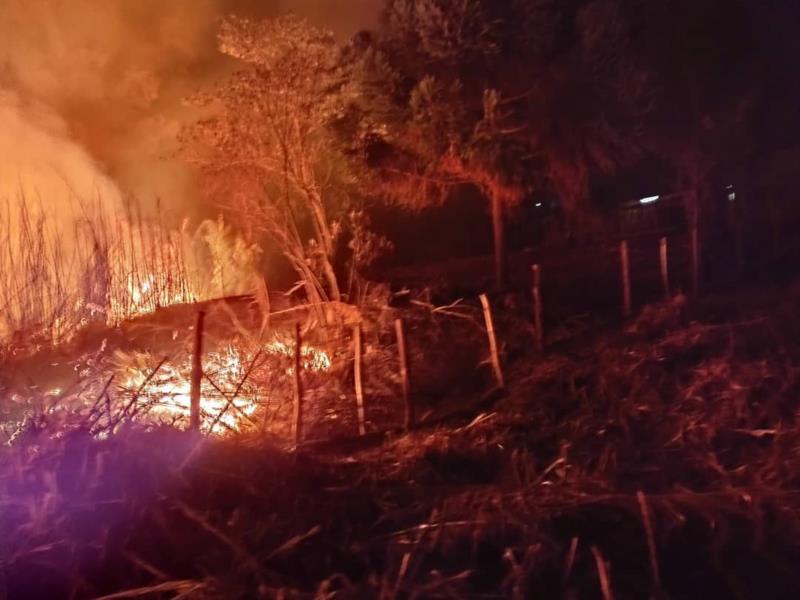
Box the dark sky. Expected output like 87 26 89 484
752 1 800 153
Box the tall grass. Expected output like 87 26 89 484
0 193 83 346
0 192 261 353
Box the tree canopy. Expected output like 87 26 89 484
352 0 650 286
178 0 767 297
181 15 358 305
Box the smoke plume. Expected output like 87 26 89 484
0 0 380 218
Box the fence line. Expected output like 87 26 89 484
23 210 800 448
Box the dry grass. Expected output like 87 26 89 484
0 193 260 360
4 281 800 598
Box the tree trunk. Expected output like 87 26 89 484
306 190 342 303
491 190 506 291
284 250 327 319
685 187 702 295
320 257 342 303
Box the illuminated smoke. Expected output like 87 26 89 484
0 0 380 216
0 0 378 341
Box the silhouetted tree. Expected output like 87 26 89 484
635 0 756 285
355 0 648 288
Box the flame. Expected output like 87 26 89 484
122 346 255 435
264 339 333 372
120 340 332 436
106 223 195 324
112 271 194 323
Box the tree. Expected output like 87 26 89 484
354 0 533 290
181 15 358 306
635 0 756 290
355 0 647 288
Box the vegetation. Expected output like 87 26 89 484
2 1 799 599
353 0 648 287
181 15 360 307
5 280 800 598
0 192 260 355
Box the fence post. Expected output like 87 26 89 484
735 216 745 275
691 225 700 295
620 240 632 317
395 318 413 429
480 294 505 389
190 310 206 431
292 323 304 446
353 324 366 436
532 264 544 353
659 237 670 301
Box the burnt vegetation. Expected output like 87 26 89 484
3 1 800 598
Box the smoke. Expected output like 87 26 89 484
0 0 379 339
0 92 122 213
0 0 381 220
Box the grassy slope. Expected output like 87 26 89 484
4 280 800 598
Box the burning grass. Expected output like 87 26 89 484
2 328 337 446
0 193 260 358
114 338 333 436
1 288 485 451
4 281 800 598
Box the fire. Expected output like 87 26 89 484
106 222 196 324
124 346 258 435
112 272 195 323
105 217 261 324
264 339 333 372
120 339 332 436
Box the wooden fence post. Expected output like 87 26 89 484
190 310 206 431
659 237 670 301
395 318 413 429
353 324 366 436
480 294 505 389
532 264 544 353
292 323 304 446
620 240 632 317
691 225 700 295
735 216 745 275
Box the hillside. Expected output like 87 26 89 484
3 279 800 598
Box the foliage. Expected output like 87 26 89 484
188 216 262 300
351 0 649 283
6 280 800 597
0 190 262 357
368 1 648 201
181 15 364 306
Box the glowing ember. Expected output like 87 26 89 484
120 340 332 436
264 339 333 372
113 272 194 322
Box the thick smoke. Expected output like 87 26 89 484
0 92 122 215
1 0 214 216
0 0 380 336
0 0 381 218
